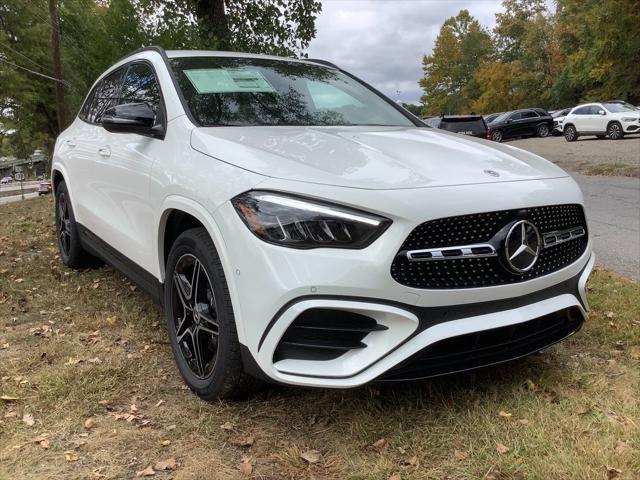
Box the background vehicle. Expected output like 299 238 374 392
483 112 504 124
486 108 553 142
551 108 572 135
1 176 13 184
423 114 488 138
38 181 53 195
52 47 593 400
563 102 640 141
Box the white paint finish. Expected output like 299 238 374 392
52 49 594 388
192 125 568 190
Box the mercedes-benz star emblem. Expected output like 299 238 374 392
504 220 541 273
484 169 500 177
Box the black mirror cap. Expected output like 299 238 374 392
102 103 165 139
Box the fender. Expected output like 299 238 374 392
157 195 248 344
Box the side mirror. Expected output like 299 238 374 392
507 118 513 123
598 110 606 115
102 103 165 139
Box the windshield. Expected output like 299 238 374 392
603 102 636 113
169 56 415 127
552 109 569 118
491 112 511 124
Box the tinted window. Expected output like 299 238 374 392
119 62 163 123
79 85 98 121
573 106 590 115
84 68 124 124
440 117 487 135
169 56 414 127
521 110 539 119
509 112 523 121
588 105 603 114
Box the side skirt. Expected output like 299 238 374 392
77 224 164 306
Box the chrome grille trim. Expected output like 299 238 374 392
405 243 497 262
543 226 586 248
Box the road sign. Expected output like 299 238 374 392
14 172 25 181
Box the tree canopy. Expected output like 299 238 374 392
419 0 640 115
0 0 321 159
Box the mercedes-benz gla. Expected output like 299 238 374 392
52 48 594 399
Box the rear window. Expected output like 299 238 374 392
440 117 487 135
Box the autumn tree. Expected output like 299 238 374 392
419 10 493 115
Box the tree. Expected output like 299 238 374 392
401 103 423 117
470 61 526 113
419 10 493 115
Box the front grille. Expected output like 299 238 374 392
377 307 584 382
391 204 588 289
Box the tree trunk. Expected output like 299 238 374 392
48 0 65 134
195 0 230 49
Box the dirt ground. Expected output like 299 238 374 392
509 135 640 177
1 197 639 479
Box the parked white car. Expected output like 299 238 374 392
551 108 572 135
52 48 594 399
1 176 13 184
563 102 640 141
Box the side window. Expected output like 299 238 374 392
589 105 603 114
78 84 99 122
521 111 539 119
573 106 589 115
86 68 125 124
510 112 522 121
119 62 163 124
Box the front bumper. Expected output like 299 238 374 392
213 177 593 387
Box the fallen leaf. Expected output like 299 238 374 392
238 461 252 475
136 465 155 477
232 435 255 447
575 405 591 415
498 410 512 418
159 439 171 446
453 449 469 461
84 417 96 429
614 440 628 455
517 419 530 425
402 455 418 467
496 443 509 454
606 466 622 479
606 311 616 319
64 451 79 462
32 434 50 449
22 413 35 426
300 449 322 464
523 379 539 391
220 421 234 431
154 458 177 471
388 473 401 480
371 437 390 452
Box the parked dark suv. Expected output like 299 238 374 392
487 109 554 142
423 115 488 138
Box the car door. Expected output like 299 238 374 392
518 110 540 136
87 61 167 274
504 112 521 138
570 106 590 132
69 67 125 230
587 105 606 132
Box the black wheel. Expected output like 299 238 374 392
55 181 100 268
564 125 577 142
491 130 503 142
607 122 624 140
164 227 247 400
537 124 550 138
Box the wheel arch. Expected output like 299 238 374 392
157 196 246 342
51 165 78 217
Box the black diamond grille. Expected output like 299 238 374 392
391 204 588 289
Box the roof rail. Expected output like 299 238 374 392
114 45 167 65
305 58 339 69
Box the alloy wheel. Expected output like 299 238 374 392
608 123 622 140
492 130 503 142
171 253 220 379
56 194 71 257
538 125 549 137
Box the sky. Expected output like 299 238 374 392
306 0 504 104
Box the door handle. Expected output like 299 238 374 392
65 140 77 148
98 146 111 157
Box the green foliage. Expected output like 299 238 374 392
420 1 640 114
0 0 321 159
419 10 493 116
401 103 423 117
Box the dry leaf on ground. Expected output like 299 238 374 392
136 465 155 477
496 443 509 454
22 413 35 426
154 457 177 471
300 449 322 464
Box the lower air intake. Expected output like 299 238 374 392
377 307 584 382
274 308 388 362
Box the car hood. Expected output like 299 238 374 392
191 126 568 190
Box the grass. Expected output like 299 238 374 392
1 197 639 480
581 162 640 178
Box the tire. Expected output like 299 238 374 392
607 122 624 140
537 124 550 138
164 227 248 400
564 125 578 142
55 181 101 268
491 130 503 142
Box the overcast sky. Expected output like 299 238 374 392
306 0 504 104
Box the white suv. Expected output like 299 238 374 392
52 47 594 399
563 101 640 141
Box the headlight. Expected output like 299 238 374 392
232 191 391 249
621 117 636 122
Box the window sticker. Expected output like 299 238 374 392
184 68 275 94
